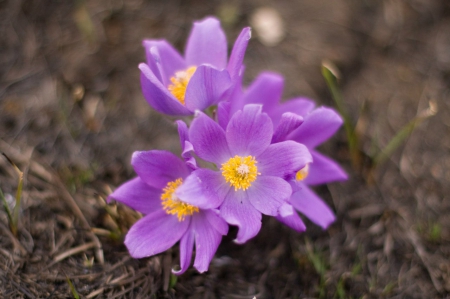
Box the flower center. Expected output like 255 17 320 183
221 155 259 190
161 178 199 221
167 66 197 105
295 164 309 181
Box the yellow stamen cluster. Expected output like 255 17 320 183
167 66 197 105
295 164 309 181
161 178 199 221
221 155 259 191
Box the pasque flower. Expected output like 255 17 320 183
108 122 227 274
175 104 312 243
277 104 348 231
140 17 251 116
219 72 347 231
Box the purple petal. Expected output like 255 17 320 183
176 120 197 169
204 209 229 235
173 229 194 275
191 211 224 273
176 169 229 209
245 72 283 111
217 101 231 130
218 73 244 129
143 40 186 86
288 107 343 148
108 177 162 215
219 190 262 244
226 104 273 157
289 184 336 229
184 142 197 170
268 98 316 129
227 27 251 79
257 141 312 178
184 65 232 111
176 120 190 149
246 176 291 216
185 17 227 69
304 150 348 185
272 112 304 143
276 203 306 232
189 111 231 164
125 210 190 258
229 72 283 117
139 63 192 116
142 45 162 83
132 150 190 189
276 98 316 117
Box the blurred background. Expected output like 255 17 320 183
1 0 450 298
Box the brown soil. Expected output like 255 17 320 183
1 0 450 298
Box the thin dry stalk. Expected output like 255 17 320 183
0 222 28 255
86 287 105 298
52 172 105 264
52 241 97 264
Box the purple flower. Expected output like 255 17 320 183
139 17 251 116
109 144 228 274
220 72 347 232
175 105 312 243
277 105 348 231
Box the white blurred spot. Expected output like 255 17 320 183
250 7 285 47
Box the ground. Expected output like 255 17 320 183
1 0 450 298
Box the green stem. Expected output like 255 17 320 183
12 171 23 236
373 102 437 166
321 63 360 168
2 153 23 236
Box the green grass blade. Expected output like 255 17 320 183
12 170 23 236
2 153 23 236
374 101 437 166
67 277 80 299
321 61 360 168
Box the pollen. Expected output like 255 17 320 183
161 178 199 221
295 164 309 181
167 66 197 105
221 155 259 191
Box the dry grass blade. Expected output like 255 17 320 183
106 256 131 272
405 225 443 293
348 204 385 219
52 241 96 264
9 279 35 298
51 169 104 264
374 100 438 166
0 187 13 226
392 204 444 293
86 287 105 298
0 142 105 263
0 221 28 255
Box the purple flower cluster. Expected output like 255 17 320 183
109 17 347 274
